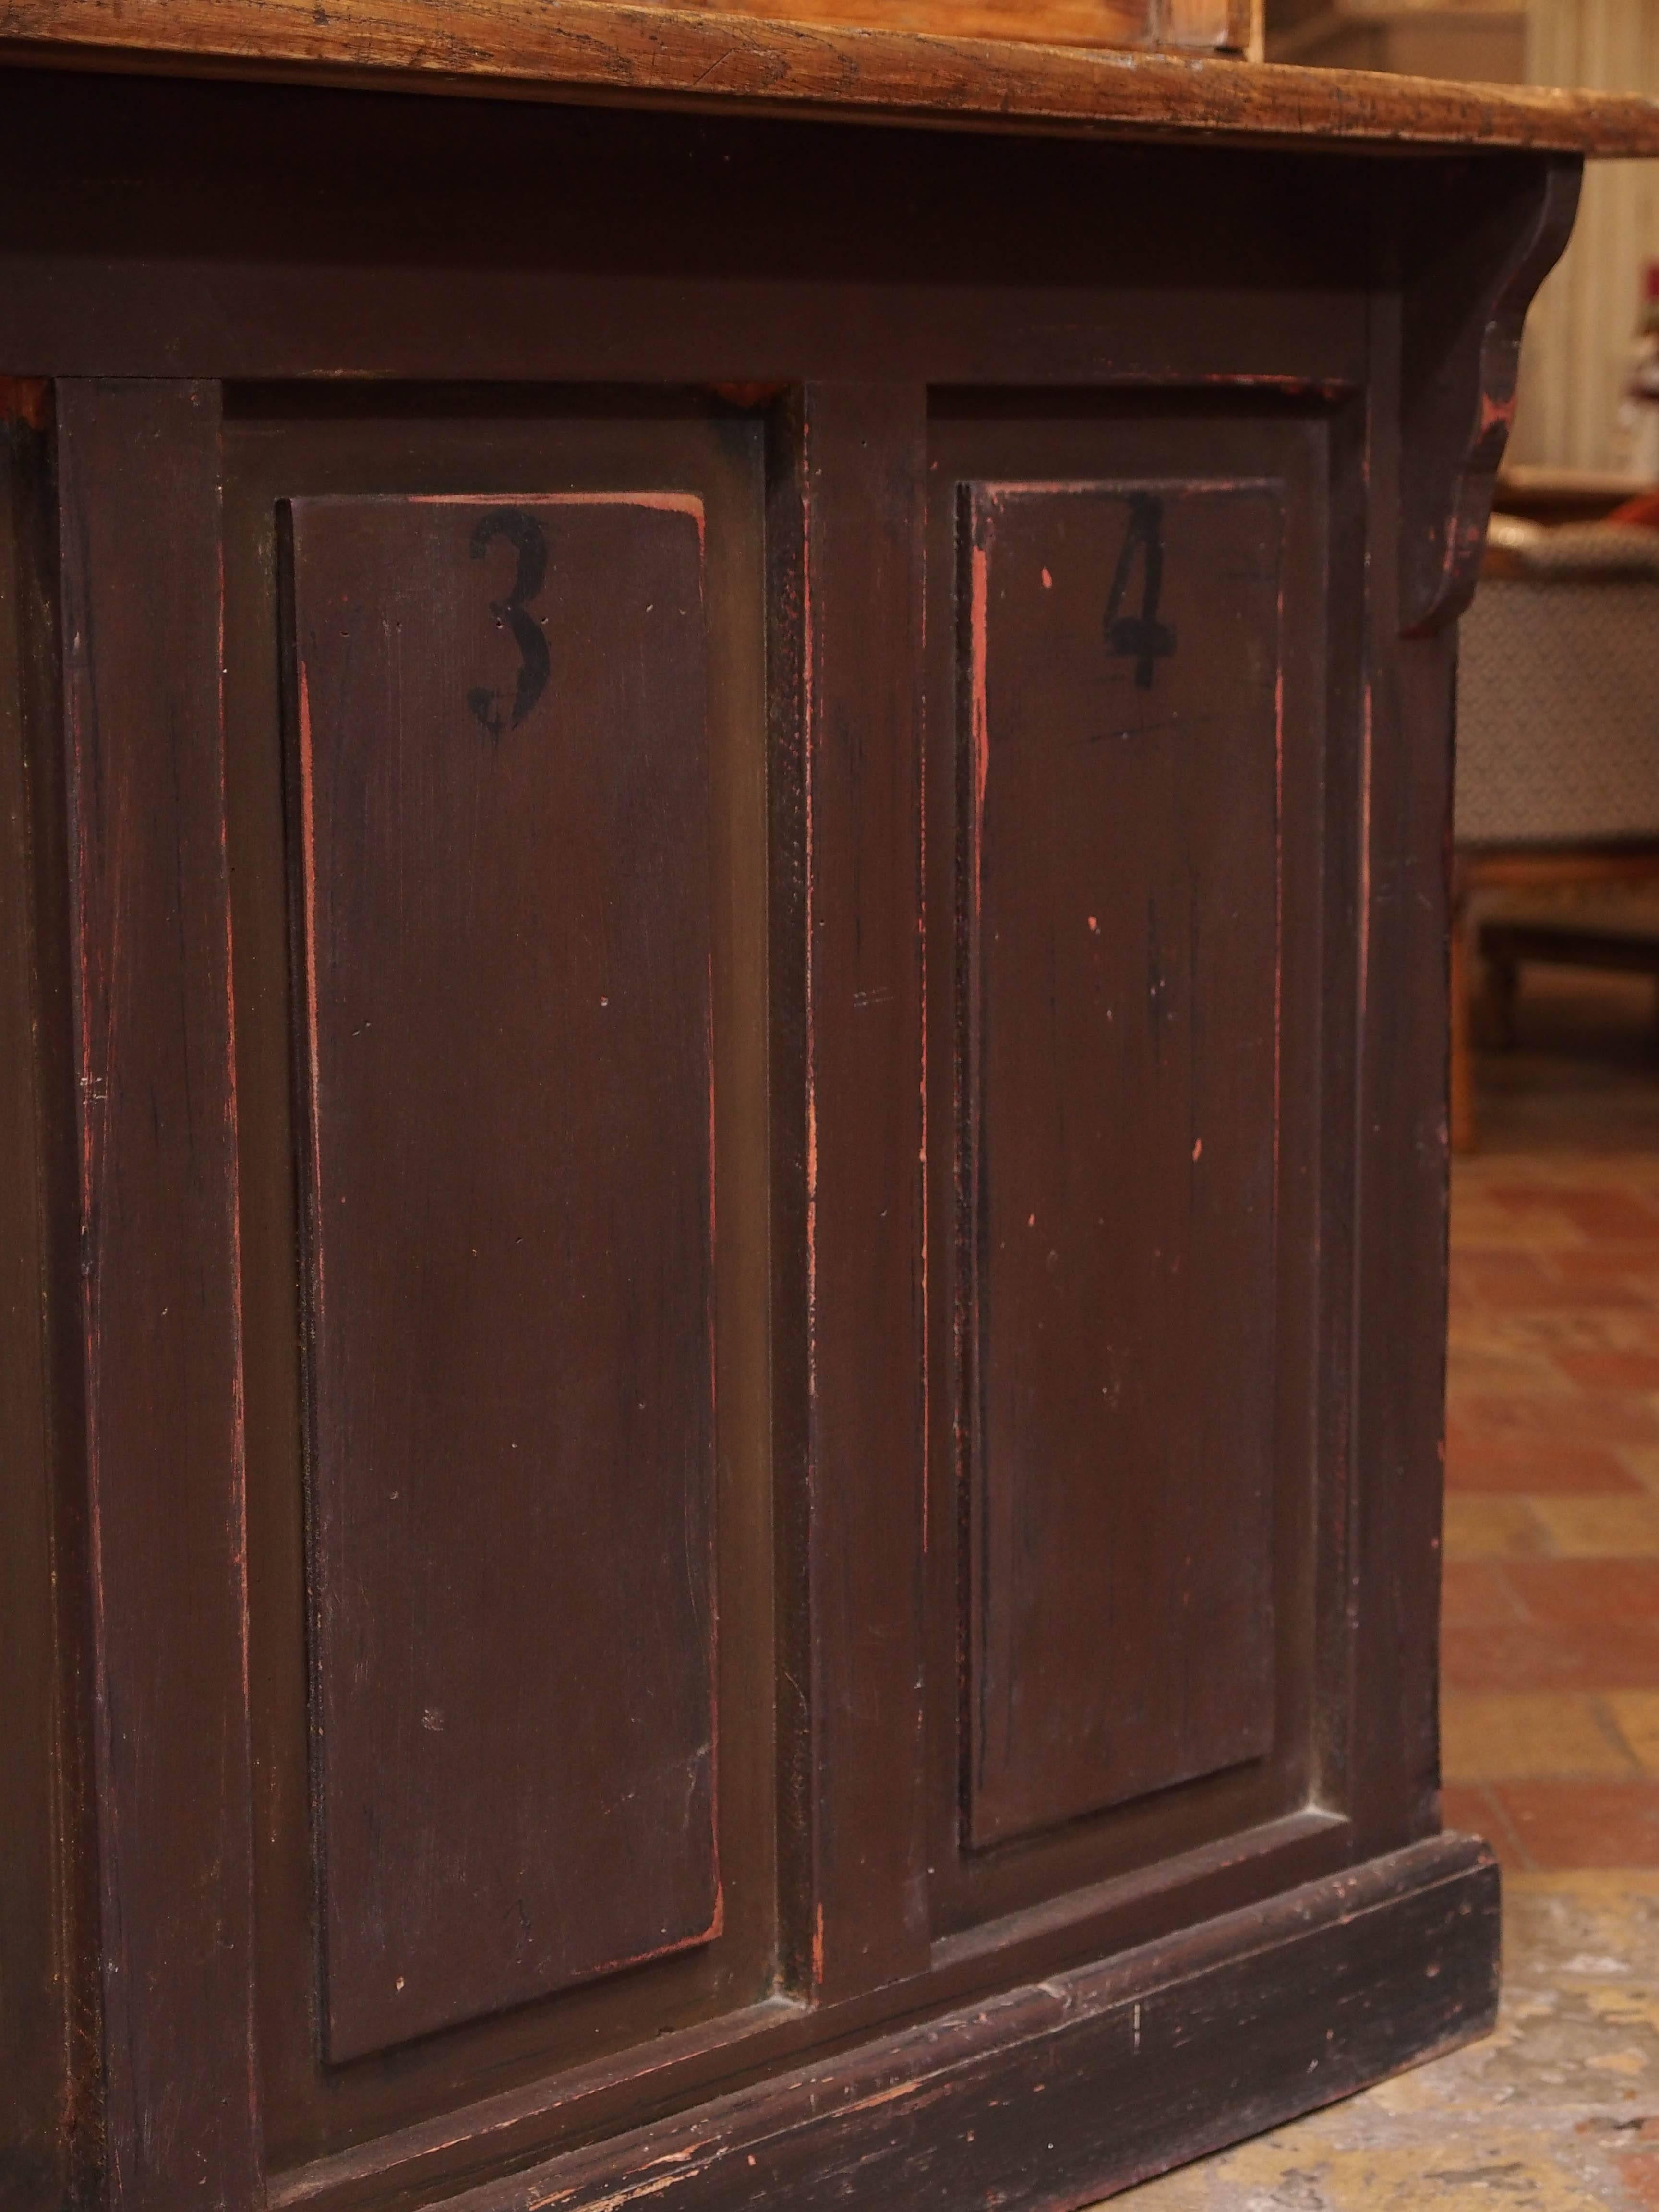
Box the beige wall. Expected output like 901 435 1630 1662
1509 0 1659 474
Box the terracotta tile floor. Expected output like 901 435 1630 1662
1117 970 1659 2208
1443 1002 1659 1870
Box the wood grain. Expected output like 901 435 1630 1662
0 384 81 2212
284 491 719 2061
960 476 1282 1850
438 1834 1500 2212
615 0 1255 57
0 44 1567 2211
773 386 931 2003
57 381 261 2212
0 0 1656 154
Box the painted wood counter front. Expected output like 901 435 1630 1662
0 17 1654 2212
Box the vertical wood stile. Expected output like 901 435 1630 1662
57 381 262 2212
775 385 932 2004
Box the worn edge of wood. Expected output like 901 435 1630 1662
432 1833 1498 2212
266 1811 1348 2212
0 383 96 2210
56 378 264 2212
0 0 1658 153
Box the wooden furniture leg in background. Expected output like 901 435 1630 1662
1451 844 1659 1153
1451 856 1477 1154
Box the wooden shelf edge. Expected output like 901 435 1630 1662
1 0 1658 152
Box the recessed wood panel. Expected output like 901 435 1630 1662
284 492 717 2061
961 476 1283 1851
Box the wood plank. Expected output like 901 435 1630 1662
0 383 82 2211
637 0 1159 54
961 477 1282 1849
0 76 1383 394
57 379 261 2212
1346 293 1446 1856
0 0 1656 155
439 1833 1500 2212
773 386 930 2002
283 492 718 2060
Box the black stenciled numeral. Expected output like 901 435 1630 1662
467 507 551 738
1103 493 1176 691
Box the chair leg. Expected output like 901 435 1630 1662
1489 952 1520 1048
1450 898 1476 1155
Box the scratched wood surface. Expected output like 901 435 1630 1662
0 48 1576 2212
286 492 719 2060
435 1837 1501 2212
771 386 931 2006
56 382 262 2212
0 386 81 2212
0 0 1658 152
618 0 1252 56
923 404 1340 1941
960 477 1283 1849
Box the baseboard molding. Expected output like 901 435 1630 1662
445 1832 1500 2212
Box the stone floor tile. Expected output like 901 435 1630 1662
1442 1560 1529 1627
1441 1694 1635 1782
1605 1694 1659 1776
1554 1350 1659 1392
1455 1391 1659 1448
1443 1496 1551 1562
1503 1559 1659 1627
1448 1350 1575 1396
1445 1435 1644 1495
1488 1782 1659 1869
1554 1191 1659 1242
1469 1269 1652 1312
1442 1620 1659 1694
1440 1783 1521 1862
1464 1311 1659 1355
1618 1445 1659 1495
1527 1496 1659 1558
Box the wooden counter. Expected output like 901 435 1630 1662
1 19 1654 2212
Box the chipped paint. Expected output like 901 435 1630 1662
1479 389 1516 438
403 489 707 553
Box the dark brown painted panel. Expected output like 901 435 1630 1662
770 386 931 2004
962 477 1283 1851
57 380 263 2212
285 492 718 2062
0 390 79 2212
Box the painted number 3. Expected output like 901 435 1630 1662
1103 492 1176 691
467 507 551 738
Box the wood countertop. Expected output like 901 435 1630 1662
2 0 1659 154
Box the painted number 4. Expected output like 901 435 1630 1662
467 507 551 739
1103 492 1175 690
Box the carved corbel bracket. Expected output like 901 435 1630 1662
1399 155 1582 637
